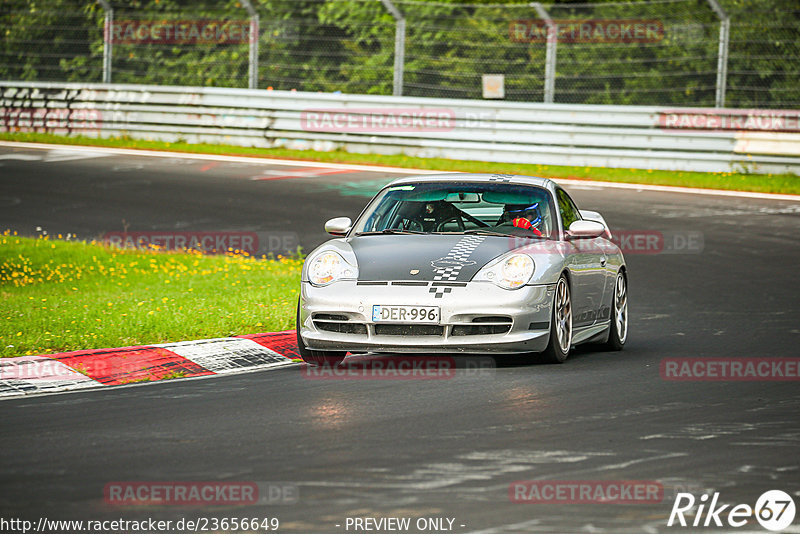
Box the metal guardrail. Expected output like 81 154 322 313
2 81 799 174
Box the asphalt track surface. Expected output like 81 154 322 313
1 145 799 533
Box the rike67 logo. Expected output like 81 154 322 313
668 490 796 531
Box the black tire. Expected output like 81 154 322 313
603 271 628 351
296 300 347 366
540 275 572 364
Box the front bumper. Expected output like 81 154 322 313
299 280 554 354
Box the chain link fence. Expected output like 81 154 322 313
1 0 798 108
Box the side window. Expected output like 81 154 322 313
556 188 581 231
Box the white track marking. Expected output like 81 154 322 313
555 177 800 202
43 149 111 162
593 452 688 471
0 141 427 174
0 154 41 161
0 149 109 163
1 141 798 201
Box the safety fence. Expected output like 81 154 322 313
1 0 798 108
2 81 799 174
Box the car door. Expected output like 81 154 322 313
556 187 606 328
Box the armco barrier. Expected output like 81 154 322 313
2 81 799 174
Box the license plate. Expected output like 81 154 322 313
372 305 440 324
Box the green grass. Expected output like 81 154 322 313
0 232 302 358
1 131 798 195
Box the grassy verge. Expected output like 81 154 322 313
0 231 302 358
1 131 798 195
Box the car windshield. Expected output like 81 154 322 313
352 181 556 239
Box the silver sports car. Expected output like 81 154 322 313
297 173 628 365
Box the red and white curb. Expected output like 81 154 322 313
0 331 301 399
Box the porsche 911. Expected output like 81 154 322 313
296 173 628 365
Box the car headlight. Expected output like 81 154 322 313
474 253 534 289
307 251 357 286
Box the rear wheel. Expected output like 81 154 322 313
603 271 628 351
296 301 347 366
540 275 572 363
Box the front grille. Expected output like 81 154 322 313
374 324 444 336
315 313 348 321
313 314 367 335
451 316 512 336
472 316 511 324
451 324 511 336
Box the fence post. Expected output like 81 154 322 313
706 0 729 108
241 0 259 89
532 3 556 104
97 0 113 83
380 0 406 97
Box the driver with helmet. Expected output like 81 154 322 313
505 203 543 237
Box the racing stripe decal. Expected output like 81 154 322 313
429 235 486 298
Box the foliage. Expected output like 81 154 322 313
1 0 798 106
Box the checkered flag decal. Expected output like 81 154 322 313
430 235 485 298
488 173 514 183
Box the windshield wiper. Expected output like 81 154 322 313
354 229 427 236
459 229 520 238
461 229 545 239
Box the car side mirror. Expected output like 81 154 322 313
324 217 352 236
567 220 605 239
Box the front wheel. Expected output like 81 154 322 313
603 271 628 351
296 301 347 366
540 276 572 364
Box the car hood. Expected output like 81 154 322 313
349 234 519 282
